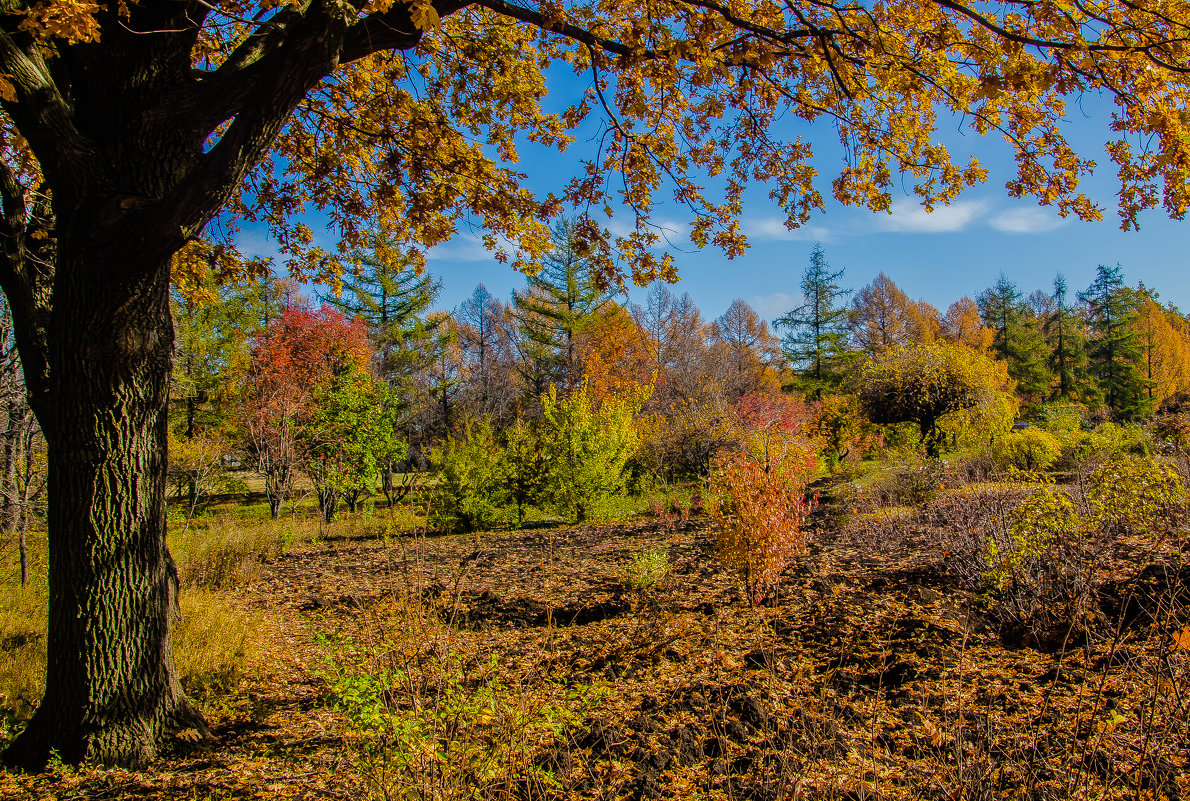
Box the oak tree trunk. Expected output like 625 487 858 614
2 244 204 769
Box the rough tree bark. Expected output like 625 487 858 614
2 245 208 767
0 0 423 767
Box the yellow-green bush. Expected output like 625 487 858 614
1037 402 1086 435
990 428 1062 472
984 483 1083 592
429 420 512 532
620 548 671 591
1085 455 1185 537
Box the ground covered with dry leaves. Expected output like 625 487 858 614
3 496 1188 800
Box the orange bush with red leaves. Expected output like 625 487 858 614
707 393 819 605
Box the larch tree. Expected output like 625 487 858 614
775 243 851 387
630 282 680 393
1132 296 1190 406
712 298 782 399
848 273 911 353
1080 264 1151 419
940 297 995 351
5 0 1190 771
317 231 443 381
457 283 517 422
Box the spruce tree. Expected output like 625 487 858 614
775 244 852 387
1045 273 1090 401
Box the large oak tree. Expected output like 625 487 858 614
3 0 1190 770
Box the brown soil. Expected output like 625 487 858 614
2 509 1187 799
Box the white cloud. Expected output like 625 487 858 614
752 292 798 322
870 199 989 234
988 206 1067 234
605 216 691 246
235 230 283 263
426 232 507 263
747 217 832 242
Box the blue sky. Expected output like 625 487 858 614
406 190 1190 326
236 76 1190 326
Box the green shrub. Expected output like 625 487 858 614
984 483 1083 592
990 428 1062 472
1077 421 1152 459
1085 455 1185 537
539 383 640 523
429 420 511 532
501 419 549 526
1036 402 1086 435
621 548 671 591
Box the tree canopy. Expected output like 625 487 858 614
854 341 1016 456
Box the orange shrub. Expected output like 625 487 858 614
707 392 819 604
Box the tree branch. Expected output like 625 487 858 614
0 30 97 191
469 0 646 58
0 163 51 414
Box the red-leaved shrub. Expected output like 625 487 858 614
707 393 819 604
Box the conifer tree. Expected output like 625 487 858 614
1080 264 1152 419
775 244 852 387
319 230 444 381
848 273 911 353
171 273 285 439
512 219 613 392
977 274 1053 406
1045 273 1089 401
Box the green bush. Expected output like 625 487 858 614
1077 421 1152 459
1036 402 1086 435
990 428 1062 472
430 420 512 532
501 419 549 526
984 483 1083 593
539 383 640 523
1085 455 1185 537
621 548 671 591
